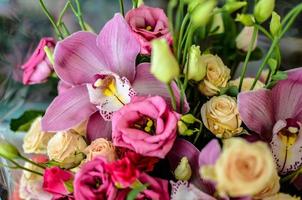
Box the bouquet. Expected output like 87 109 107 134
1 0 302 199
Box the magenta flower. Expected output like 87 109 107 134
41 14 185 141
22 37 55 85
125 5 172 55
238 68 302 174
112 96 180 158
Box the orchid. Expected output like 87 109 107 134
238 68 302 175
41 14 185 141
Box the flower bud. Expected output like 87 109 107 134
254 0 275 23
151 39 180 83
0 140 21 160
210 12 224 35
191 0 217 28
181 114 196 124
235 14 255 26
270 12 281 37
184 45 206 81
224 1 247 13
236 26 258 52
187 0 206 13
174 157 192 181
178 121 188 135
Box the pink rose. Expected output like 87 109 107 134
73 157 118 200
22 37 55 85
106 157 140 188
125 6 172 54
112 96 179 158
43 167 73 198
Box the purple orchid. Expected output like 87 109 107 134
167 139 251 200
238 68 302 175
41 14 186 141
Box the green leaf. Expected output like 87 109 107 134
64 179 74 193
266 71 288 89
126 184 148 200
268 58 277 72
10 110 44 132
219 85 239 97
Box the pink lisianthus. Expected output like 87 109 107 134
43 167 74 198
73 157 118 200
112 96 179 158
106 157 140 188
22 37 55 85
125 5 173 55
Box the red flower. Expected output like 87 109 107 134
122 150 159 172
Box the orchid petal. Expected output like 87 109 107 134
54 31 106 85
272 80 302 122
42 85 97 131
87 112 112 142
132 63 189 112
167 138 201 187
286 68 302 83
96 14 140 82
238 89 274 139
270 120 302 174
199 139 221 167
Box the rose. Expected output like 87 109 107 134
254 171 280 199
43 167 74 198
200 138 278 197
125 5 172 54
112 96 179 158
84 138 117 162
201 95 242 138
198 54 231 96
21 37 55 85
229 77 264 92
23 117 54 154
74 157 118 200
106 157 140 188
263 193 300 200
70 120 88 136
19 175 52 200
236 27 258 52
47 130 87 168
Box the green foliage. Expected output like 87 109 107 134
126 184 148 200
10 110 44 132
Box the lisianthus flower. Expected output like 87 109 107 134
125 5 172 55
41 14 186 141
112 96 179 158
238 68 302 175
21 37 55 85
43 167 74 199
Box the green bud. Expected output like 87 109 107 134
187 0 206 13
210 12 224 35
184 129 194 136
178 121 188 135
174 157 192 181
181 114 197 124
191 0 217 28
235 14 255 26
0 140 21 160
270 11 281 37
224 1 247 13
151 39 180 83
184 45 207 81
254 0 275 23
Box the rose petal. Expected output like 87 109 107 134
97 14 140 82
42 85 97 131
54 31 106 85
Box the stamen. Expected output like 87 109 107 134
288 127 298 134
146 25 152 31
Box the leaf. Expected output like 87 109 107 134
266 71 288 89
126 184 148 200
64 179 74 193
219 85 238 97
10 110 44 132
268 58 277 72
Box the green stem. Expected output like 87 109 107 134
9 159 43 176
20 155 46 169
38 0 63 39
182 24 195 66
194 121 203 144
167 84 177 111
132 0 138 8
177 14 190 62
167 0 177 40
57 1 71 27
74 0 87 30
238 26 258 92
119 0 125 17
255 24 272 40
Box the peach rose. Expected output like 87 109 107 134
228 77 264 92
84 138 116 162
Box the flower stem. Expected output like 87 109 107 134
167 84 177 111
8 159 43 176
238 26 258 92
177 13 190 62
119 0 125 17
73 0 87 31
20 155 46 169
38 0 63 39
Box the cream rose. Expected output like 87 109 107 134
23 117 54 154
84 138 116 162
71 120 87 136
47 130 87 168
263 193 301 200
253 170 280 199
201 95 242 138
200 138 278 197
229 77 264 92
23 162 44 181
198 54 230 96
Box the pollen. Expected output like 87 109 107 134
146 25 152 31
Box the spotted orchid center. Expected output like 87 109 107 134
133 116 156 135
